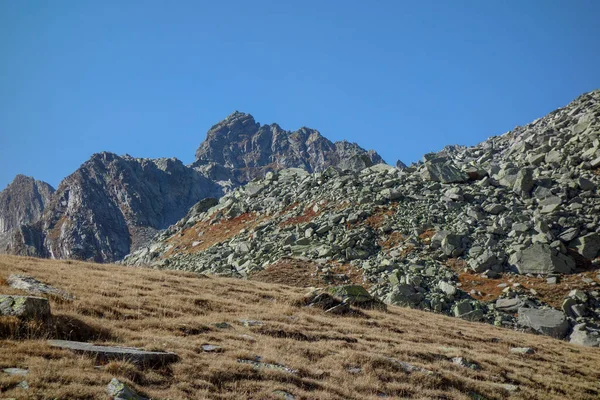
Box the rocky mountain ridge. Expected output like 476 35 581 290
192 111 385 184
0 113 384 262
123 89 600 345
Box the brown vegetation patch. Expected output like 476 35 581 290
251 258 367 289
450 259 600 308
165 212 261 256
279 203 325 227
380 231 406 250
363 206 395 230
250 258 323 287
419 229 437 243
0 255 599 399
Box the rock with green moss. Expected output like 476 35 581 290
328 285 386 310
0 295 51 320
107 378 147 400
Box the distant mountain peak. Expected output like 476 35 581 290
194 112 385 183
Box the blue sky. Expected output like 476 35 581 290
1 1 599 189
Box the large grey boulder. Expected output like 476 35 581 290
48 340 179 366
385 284 424 307
7 274 73 301
419 162 469 184
327 285 386 310
468 250 498 272
509 243 575 274
495 297 524 313
0 295 51 320
517 308 569 339
441 234 464 257
569 233 600 260
513 167 534 195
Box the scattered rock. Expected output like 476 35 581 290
237 357 297 374
452 357 481 370
569 233 600 259
517 308 569 339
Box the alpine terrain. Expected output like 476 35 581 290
1 90 600 399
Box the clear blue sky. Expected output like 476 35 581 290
1 1 599 189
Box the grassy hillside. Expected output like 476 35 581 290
1 255 599 399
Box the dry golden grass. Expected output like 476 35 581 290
0 254 599 399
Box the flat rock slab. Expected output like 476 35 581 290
48 340 179 366
8 274 74 301
0 295 51 320
3 368 29 376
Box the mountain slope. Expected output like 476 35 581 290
1 255 599 399
124 89 600 344
6 153 222 262
1 113 384 263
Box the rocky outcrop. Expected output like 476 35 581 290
7 153 222 262
0 175 54 252
192 111 385 184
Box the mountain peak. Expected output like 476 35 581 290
194 113 385 182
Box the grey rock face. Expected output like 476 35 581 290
0 175 54 251
193 111 385 183
0 295 51 320
518 308 569 339
5 153 222 262
0 175 54 234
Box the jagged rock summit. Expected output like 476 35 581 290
0 113 384 262
0 175 54 253
193 111 385 184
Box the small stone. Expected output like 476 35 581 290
239 319 264 327
452 356 481 370
510 347 535 355
201 344 222 352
